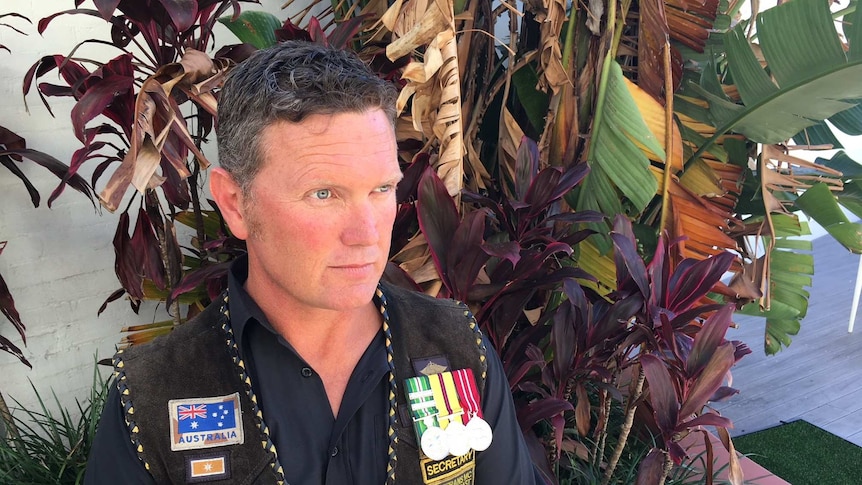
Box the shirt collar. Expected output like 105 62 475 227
226 254 275 352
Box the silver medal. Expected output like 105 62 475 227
444 421 471 456
466 416 493 451
420 425 450 461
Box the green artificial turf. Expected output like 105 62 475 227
733 420 862 484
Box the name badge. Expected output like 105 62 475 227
168 393 244 451
421 450 476 485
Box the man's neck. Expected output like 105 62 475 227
243 281 382 417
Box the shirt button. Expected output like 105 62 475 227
330 447 339 457
301 367 313 378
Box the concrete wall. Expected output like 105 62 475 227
0 1 284 415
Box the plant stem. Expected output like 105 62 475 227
600 365 645 485
592 385 612 469
658 449 673 485
0 389 21 444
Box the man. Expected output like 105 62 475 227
85 41 541 484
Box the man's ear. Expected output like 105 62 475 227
210 167 251 240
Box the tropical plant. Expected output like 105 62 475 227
22 0 266 344
13 0 862 482
1 11 94 441
0 361 110 485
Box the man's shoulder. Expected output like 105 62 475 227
380 282 466 312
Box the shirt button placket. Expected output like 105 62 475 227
301 367 313 378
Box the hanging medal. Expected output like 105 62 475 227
431 372 471 457
406 375 450 460
452 368 494 452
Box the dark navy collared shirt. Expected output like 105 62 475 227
85 256 541 484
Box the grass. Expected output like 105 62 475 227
733 420 862 485
0 363 109 485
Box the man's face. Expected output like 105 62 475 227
239 109 401 314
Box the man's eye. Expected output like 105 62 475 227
312 189 332 199
377 184 395 193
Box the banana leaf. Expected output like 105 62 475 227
688 0 862 162
578 61 662 217
795 182 862 253
736 214 813 354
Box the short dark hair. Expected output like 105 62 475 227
216 41 398 191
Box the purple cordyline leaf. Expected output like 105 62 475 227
448 209 490 301
1 148 94 207
636 448 666 485
0 335 30 368
551 412 565 459
417 165 459 291
594 293 642 344
516 397 574 432
548 162 591 202
710 385 739 402
546 210 604 224
0 126 25 150
168 261 231 307
461 191 509 232
275 18 312 43
679 342 735 418
677 412 732 431
131 208 167 289
307 17 328 46
665 303 726 332
515 136 539 201
641 354 679 436
37 10 98 36
551 303 576 383
396 153 429 204
524 167 561 216
611 215 649 298
94 0 122 21
113 212 144 300
668 440 687 465
647 235 668 309
0 266 25 343
157 0 198 32
523 430 555 485
667 252 734 313
658 312 680 364
98 288 126 315
732 340 752 362
481 241 521 266
1 155 40 207
686 305 734 377
327 15 366 49
382 262 422 292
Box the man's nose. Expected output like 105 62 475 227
342 200 380 246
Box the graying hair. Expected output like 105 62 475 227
216 41 398 192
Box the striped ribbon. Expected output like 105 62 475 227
406 375 440 438
452 368 483 420
430 372 467 426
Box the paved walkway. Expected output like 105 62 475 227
712 233 862 446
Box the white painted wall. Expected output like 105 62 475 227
0 1 286 415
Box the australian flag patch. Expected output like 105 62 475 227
169 393 244 451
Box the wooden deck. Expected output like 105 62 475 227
711 233 862 446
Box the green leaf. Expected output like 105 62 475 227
795 182 862 253
816 151 862 179
792 121 844 149
218 11 281 49
688 0 862 162
582 61 660 214
511 65 549 134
